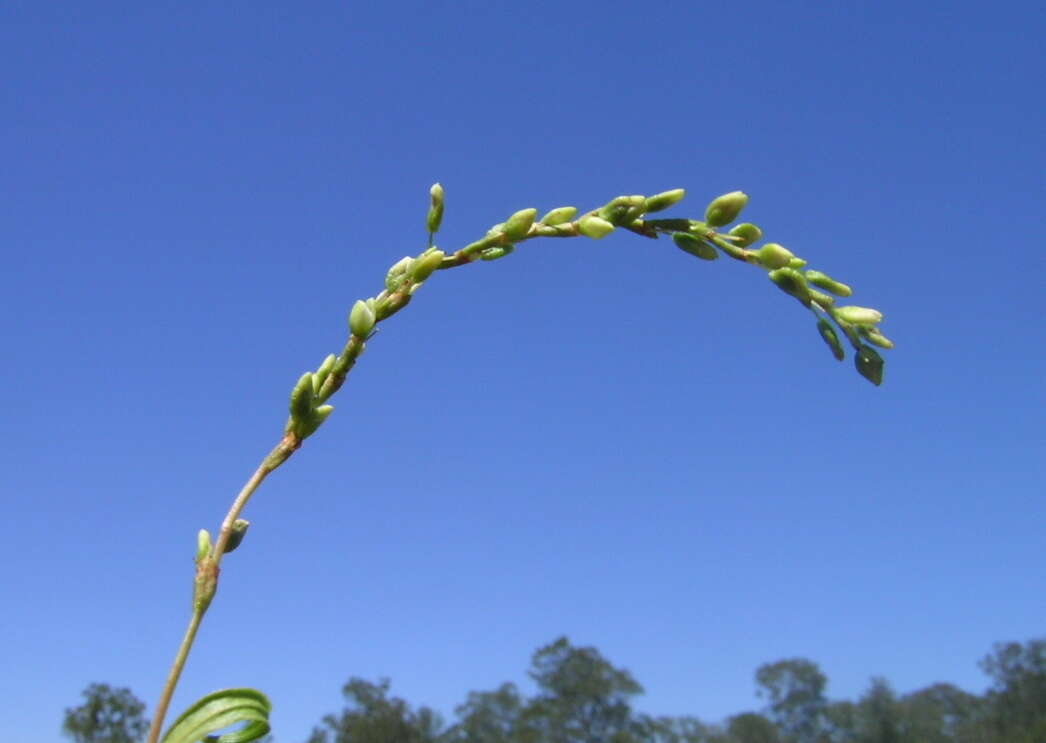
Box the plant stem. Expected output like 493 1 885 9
145 435 298 743
146 601 205 743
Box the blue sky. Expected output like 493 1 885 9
2 1 1044 740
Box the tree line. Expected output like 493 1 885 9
63 635 1046 743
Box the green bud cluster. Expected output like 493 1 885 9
632 190 890 384
286 370 335 440
385 256 415 292
280 180 892 461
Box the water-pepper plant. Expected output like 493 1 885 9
148 185 892 743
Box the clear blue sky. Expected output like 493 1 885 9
3 1 1044 741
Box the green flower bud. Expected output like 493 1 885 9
704 191 748 227
855 344 885 386
314 353 336 392
578 215 615 239
598 195 645 226
385 256 415 291
289 372 316 422
644 188 686 213
768 267 812 305
816 318 845 361
540 206 577 225
754 242 794 269
349 299 376 338
804 270 853 297
427 183 445 240
481 245 514 261
622 194 647 224
727 223 762 247
808 288 836 307
223 519 250 554
787 257 807 269
464 235 498 258
861 327 895 349
375 290 411 320
835 306 883 326
673 232 718 260
503 208 537 241
196 529 212 562
193 554 217 612
410 249 445 282
299 404 334 438
598 196 631 225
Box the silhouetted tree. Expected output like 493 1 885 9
306 677 444 743
62 683 147 743
755 659 827 743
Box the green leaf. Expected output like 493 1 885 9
816 318 845 361
672 232 718 260
162 688 271 743
854 344 885 386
